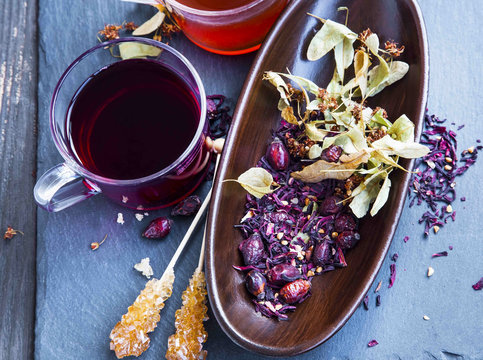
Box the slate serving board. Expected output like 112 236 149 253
27 0 483 359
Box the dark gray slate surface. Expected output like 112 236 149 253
35 1 482 359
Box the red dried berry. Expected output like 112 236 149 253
337 231 360 249
267 264 301 286
321 144 343 162
239 232 264 265
142 217 172 239
171 195 201 216
245 270 267 298
279 279 311 304
266 138 289 171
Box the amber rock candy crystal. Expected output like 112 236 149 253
166 269 208 360
109 267 175 358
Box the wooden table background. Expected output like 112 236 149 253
0 0 482 359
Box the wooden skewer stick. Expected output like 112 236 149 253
166 149 222 271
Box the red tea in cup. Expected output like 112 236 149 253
163 0 289 54
68 59 199 180
34 39 209 212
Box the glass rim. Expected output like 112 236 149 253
50 37 207 186
163 0 266 17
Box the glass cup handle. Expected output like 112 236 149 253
33 163 101 212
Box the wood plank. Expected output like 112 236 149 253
0 0 38 358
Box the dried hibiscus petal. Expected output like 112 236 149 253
368 339 379 347
472 277 483 291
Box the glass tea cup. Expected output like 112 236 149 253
159 0 289 55
34 38 210 212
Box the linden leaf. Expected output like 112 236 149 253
349 172 384 218
307 99 322 111
132 11 165 36
308 144 323 159
354 50 371 97
387 114 414 142
291 150 370 183
307 19 357 61
371 135 429 158
263 71 290 109
305 122 328 141
119 42 162 60
278 73 320 96
370 109 392 128
367 61 409 97
236 168 274 199
281 106 299 125
370 174 391 216
334 36 356 82
366 54 390 97
365 33 380 54
327 69 343 96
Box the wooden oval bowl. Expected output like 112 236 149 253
206 0 428 356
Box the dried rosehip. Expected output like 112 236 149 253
337 231 360 249
313 240 332 266
334 213 357 232
239 233 264 265
142 217 172 239
321 145 342 163
279 279 311 304
268 264 301 286
266 138 289 171
171 195 201 216
320 196 343 216
246 270 267 298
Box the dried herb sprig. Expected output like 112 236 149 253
4 226 23 240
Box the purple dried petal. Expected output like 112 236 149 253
432 251 448 258
388 264 396 288
460 197 466 201
448 245 453 250
472 277 483 291
391 253 399 262
403 236 409 243
368 340 379 347
363 295 369 310
376 295 381 307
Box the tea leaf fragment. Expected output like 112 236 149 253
371 135 429 158
132 10 165 36
235 167 275 199
305 122 328 141
366 54 390 97
291 150 370 182
119 42 161 59
334 36 356 81
387 114 414 142
307 19 357 61
365 33 380 54
370 173 391 216
263 71 290 109
349 172 385 218
367 61 409 97
278 73 320 96
281 106 298 125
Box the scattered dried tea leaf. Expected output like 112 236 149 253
365 33 380 54
388 263 396 288
132 11 165 36
349 172 384 218
308 144 323 159
432 251 448 258
291 150 370 183
234 167 275 199
367 339 379 347
4 226 23 240
134 258 154 279
119 42 161 60
90 234 107 251
278 73 320 96
472 277 483 291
